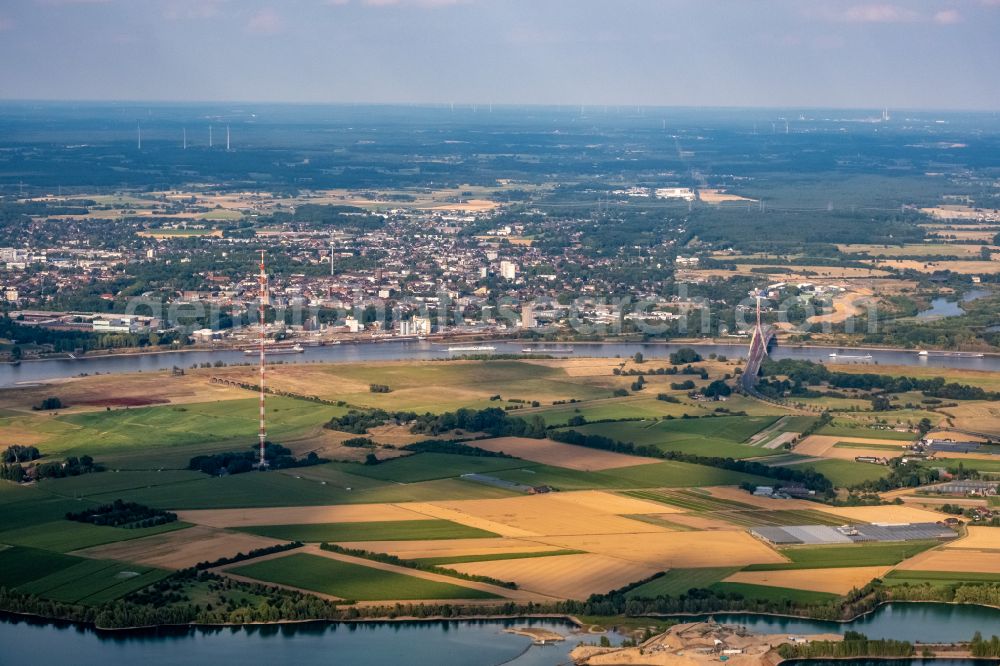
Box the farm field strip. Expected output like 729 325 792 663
708 582 838 604
238 519 499 542
744 541 940 571
625 568 739 598
73 525 287 569
622 489 761 512
722 566 892 595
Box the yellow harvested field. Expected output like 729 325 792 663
472 437 661 471
340 537 558 560
723 566 891 595
652 513 740 531
74 526 284 569
420 494 674 537
794 435 907 461
536 530 786 568
946 526 1000 550
698 189 755 204
925 228 998 242
429 199 498 212
731 265 891 279
808 288 874 325
840 243 990 258
873 259 1000 275
552 490 684 515
895 548 1000 574
818 505 945 524
919 206 1000 221
450 553 658 599
399 502 539 538
0 371 246 413
703 486 819 511
176 504 428 528
936 402 1000 436
523 357 622 377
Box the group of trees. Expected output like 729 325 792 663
401 439 513 458
669 347 703 364
188 443 325 476
2 445 40 463
325 408 418 434
777 632 914 659
761 359 1000 402
66 499 177 529
409 407 547 439
970 633 1000 658
33 397 64 411
33 455 100 480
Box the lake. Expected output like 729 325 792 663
2 603 998 665
3 339 999 388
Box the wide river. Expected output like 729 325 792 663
4 339 998 388
2 603 998 665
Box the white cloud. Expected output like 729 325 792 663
807 3 970 25
246 7 284 34
840 4 920 23
328 0 470 7
163 1 230 20
933 9 961 23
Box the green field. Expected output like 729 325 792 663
329 453 531 484
230 553 498 601
708 581 838 604
32 396 345 466
0 546 84 588
713 509 849 528
622 489 758 512
88 471 520 510
815 423 916 442
0 520 191 553
623 514 698 531
414 550 585 566
17 559 170 605
486 461 770 491
602 461 772 488
239 519 498 542
559 416 782 459
929 458 1000 474
625 568 739 599
745 541 940 571
532 398 693 426
322 360 615 413
779 416 821 432
786 459 892 487
832 441 907 451
883 570 1000 586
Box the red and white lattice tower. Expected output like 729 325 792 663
257 250 269 469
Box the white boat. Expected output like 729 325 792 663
917 350 984 358
522 347 574 354
830 353 873 360
447 345 496 353
244 344 304 355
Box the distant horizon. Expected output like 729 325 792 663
1 1 997 111
1 99 997 115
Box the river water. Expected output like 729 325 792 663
1 604 997 665
4 339 999 388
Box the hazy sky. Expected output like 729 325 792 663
0 0 998 109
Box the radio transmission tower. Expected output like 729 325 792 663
257 250 269 470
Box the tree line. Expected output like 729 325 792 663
189 443 325 476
